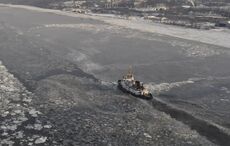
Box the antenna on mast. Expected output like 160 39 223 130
128 65 133 75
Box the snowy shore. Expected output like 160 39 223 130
0 3 230 49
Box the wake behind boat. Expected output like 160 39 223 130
118 67 153 100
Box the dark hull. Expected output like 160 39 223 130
118 80 153 100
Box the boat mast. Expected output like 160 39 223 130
125 65 134 80
128 65 133 75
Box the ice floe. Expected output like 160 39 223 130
0 60 50 145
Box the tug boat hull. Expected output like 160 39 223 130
118 80 153 100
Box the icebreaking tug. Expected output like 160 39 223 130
118 67 153 100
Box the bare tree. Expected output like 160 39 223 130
73 0 76 8
111 0 113 8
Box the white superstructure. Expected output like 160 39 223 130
119 66 151 96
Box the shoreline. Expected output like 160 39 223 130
0 3 230 49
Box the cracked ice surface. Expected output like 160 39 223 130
0 61 51 146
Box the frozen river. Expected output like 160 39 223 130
0 4 230 146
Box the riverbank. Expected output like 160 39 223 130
0 3 230 49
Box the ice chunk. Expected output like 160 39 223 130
35 136 47 144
